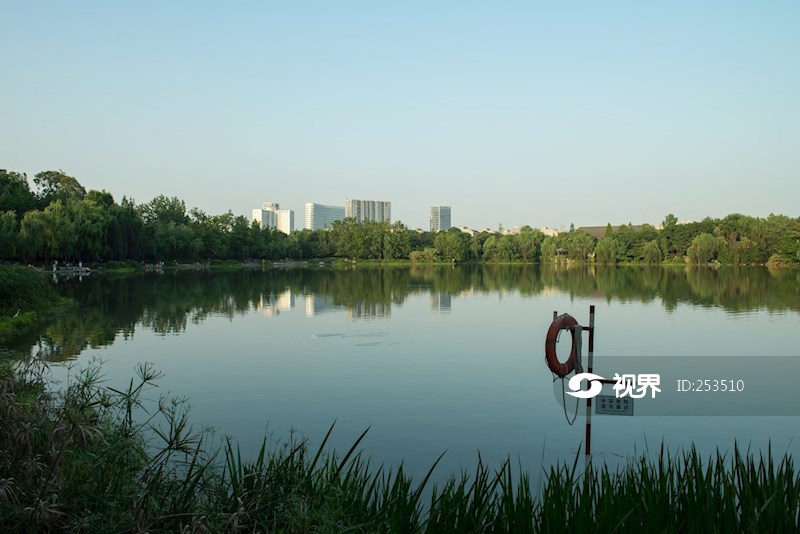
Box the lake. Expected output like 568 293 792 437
16 264 800 483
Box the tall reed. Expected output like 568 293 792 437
1 359 797 532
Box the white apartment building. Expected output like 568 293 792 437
305 203 345 230
252 202 294 234
344 199 391 224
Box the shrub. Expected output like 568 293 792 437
0 266 55 316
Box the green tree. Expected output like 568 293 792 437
594 237 617 264
566 231 595 261
330 218 366 260
228 215 256 259
662 219 716 260
409 247 438 262
541 236 557 261
190 208 231 259
0 211 19 259
106 197 144 260
0 169 38 217
410 230 435 251
71 197 110 260
687 233 723 264
613 224 637 261
482 235 499 261
662 213 678 228
19 209 48 260
85 189 115 208
362 221 386 259
20 200 78 261
291 229 324 259
434 229 468 262
140 195 188 225
642 240 663 264
515 226 544 261
383 222 412 260
34 170 86 202
496 235 519 260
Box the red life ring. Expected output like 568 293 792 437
545 313 579 377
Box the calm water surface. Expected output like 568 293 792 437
21 265 800 481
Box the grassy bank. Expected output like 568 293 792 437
0 265 71 344
0 361 798 532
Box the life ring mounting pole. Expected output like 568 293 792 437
550 306 597 466
586 305 595 464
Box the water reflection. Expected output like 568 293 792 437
258 290 294 317
430 292 452 314
15 264 800 362
304 294 339 316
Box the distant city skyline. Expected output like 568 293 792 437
2 3 798 229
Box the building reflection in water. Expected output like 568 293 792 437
304 294 340 317
429 292 451 313
257 289 295 317
346 302 391 319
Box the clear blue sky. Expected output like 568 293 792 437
2 1 798 230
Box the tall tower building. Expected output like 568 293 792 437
252 202 294 234
430 206 452 232
252 207 277 229
344 199 391 224
305 203 345 230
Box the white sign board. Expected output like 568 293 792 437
596 395 634 416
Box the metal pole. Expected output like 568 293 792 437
585 305 595 461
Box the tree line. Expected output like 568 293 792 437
1 168 798 265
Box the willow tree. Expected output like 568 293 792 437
594 237 618 264
642 240 663 264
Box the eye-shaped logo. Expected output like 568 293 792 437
565 373 605 398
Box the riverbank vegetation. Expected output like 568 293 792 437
0 265 69 343
2 168 799 266
0 360 797 532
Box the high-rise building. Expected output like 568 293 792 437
430 206 452 232
252 208 277 229
345 199 391 224
252 202 294 234
305 203 345 230
276 209 294 235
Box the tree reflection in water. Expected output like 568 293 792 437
15 265 800 361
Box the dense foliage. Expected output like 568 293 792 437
0 266 56 317
0 265 64 342
2 169 799 265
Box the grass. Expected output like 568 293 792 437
208 259 245 270
0 265 71 344
0 359 798 532
103 260 141 273
0 265 58 317
0 311 38 341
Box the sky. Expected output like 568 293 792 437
2 1 798 230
